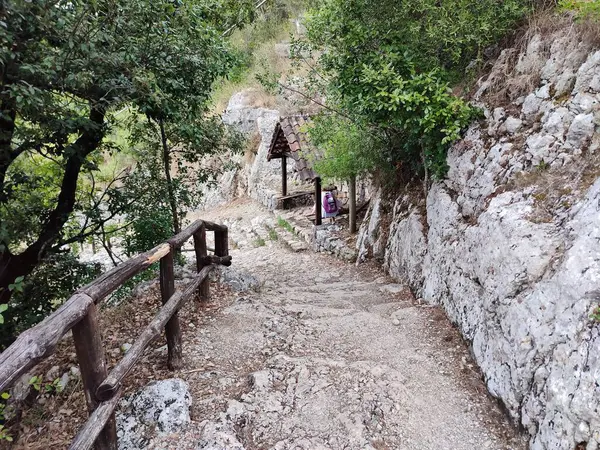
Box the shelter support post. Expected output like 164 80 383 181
315 177 322 226
281 156 287 197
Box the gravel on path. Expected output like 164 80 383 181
152 198 526 450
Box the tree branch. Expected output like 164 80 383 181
20 105 106 263
276 81 354 121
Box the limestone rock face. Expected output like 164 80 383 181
221 89 279 135
116 379 192 450
196 420 246 450
202 88 317 211
382 196 427 297
356 192 384 263
357 28 600 450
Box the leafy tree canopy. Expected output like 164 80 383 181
292 0 535 181
0 0 254 303
308 115 380 181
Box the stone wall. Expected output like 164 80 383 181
357 26 600 450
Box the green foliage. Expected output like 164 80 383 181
29 375 64 394
560 0 600 20
212 0 305 110
28 376 42 392
7 278 23 294
590 305 600 322
124 209 173 257
306 0 531 78
0 0 255 336
357 60 480 178
2 154 67 251
118 116 243 254
0 304 7 325
0 425 12 442
0 254 101 349
293 0 532 181
277 217 295 233
308 115 380 180
45 378 63 394
268 228 279 241
253 237 266 247
0 392 12 441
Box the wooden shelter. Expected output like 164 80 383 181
267 115 324 225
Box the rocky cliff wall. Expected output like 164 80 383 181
201 90 284 210
204 89 372 214
201 89 318 211
357 26 600 450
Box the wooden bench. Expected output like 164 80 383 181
277 191 313 209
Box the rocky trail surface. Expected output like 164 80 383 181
147 198 526 450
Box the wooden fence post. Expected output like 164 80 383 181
193 223 210 301
72 304 117 450
214 228 229 257
159 250 183 370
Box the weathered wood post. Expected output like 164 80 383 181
214 226 229 257
315 177 322 226
72 303 117 450
281 155 288 197
349 175 357 234
193 223 210 301
159 249 183 370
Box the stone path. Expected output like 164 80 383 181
162 198 526 450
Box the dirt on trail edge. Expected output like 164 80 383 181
11 198 527 450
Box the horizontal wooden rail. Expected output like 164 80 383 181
69 391 121 450
79 243 170 302
79 220 226 302
199 255 232 267
169 219 226 249
0 293 94 393
96 265 214 401
0 218 231 450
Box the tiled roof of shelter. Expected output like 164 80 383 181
267 115 319 182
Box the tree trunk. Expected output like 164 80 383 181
159 119 181 236
0 106 106 305
349 175 357 234
0 103 17 200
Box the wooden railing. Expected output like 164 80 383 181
0 219 231 450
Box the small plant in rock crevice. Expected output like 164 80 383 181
253 237 266 247
29 375 63 395
268 228 279 241
277 217 295 234
589 305 600 323
0 425 12 442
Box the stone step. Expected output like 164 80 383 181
263 223 308 252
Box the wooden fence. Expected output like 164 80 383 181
0 219 231 450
